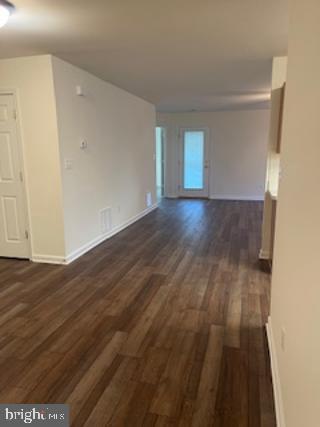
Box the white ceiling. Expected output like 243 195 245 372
0 0 288 111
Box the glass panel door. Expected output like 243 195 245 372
179 128 209 198
183 131 204 190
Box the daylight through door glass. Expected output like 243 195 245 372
183 131 204 190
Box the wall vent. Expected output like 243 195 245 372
146 192 152 208
100 207 112 234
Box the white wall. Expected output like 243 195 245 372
268 1 320 426
0 54 156 263
0 55 66 260
157 110 269 200
52 57 157 260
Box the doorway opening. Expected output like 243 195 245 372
155 126 165 200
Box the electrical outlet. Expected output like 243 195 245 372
100 208 112 233
281 327 286 351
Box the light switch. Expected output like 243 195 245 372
64 159 73 170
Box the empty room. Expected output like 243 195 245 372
0 1 319 426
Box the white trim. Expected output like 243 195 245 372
266 316 286 427
31 254 66 264
158 125 166 198
210 195 264 201
31 203 158 265
259 248 270 260
43 203 158 265
66 203 158 264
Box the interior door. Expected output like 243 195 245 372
0 93 29 258
179 128 209 198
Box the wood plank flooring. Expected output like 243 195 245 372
0 199 276 426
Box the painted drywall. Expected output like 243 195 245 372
157 110 269 200
0 55 65 260
260 56 287 259
269 1 320 426
52 57 156 258
0 0 288 112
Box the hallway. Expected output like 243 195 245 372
0 199 276 426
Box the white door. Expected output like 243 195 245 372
179 128 209 198
0 94 29 258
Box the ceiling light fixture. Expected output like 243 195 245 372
0 0 14 29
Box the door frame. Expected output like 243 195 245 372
0 89 31 259
159 126 166 197
178 127 210 198
155 126 166 198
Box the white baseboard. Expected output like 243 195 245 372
259 248 270 260
266 316 286 427
210 195 264 201
32 203 158 265
31 254 66 264
164 194 263 201
65 203 159 264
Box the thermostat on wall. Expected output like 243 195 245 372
80 140 87 150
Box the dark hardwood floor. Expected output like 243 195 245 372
0 199 276 426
